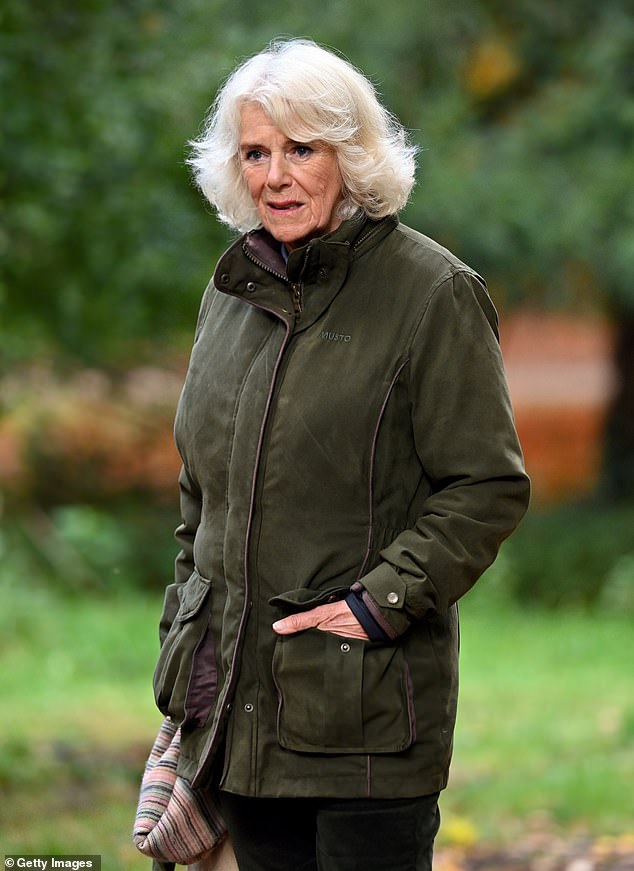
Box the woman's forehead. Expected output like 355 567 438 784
239 100 317 144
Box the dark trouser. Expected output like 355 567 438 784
218 791 441 871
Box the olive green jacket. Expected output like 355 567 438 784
153 213 529 799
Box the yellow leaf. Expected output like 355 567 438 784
463 38 522 99
443 815 479 847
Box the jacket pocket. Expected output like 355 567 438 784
153 569 217 728
272 628 415 754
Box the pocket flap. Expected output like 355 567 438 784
269 585 349 613
177 571 212 622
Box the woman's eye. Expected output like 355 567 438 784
245 149 264 162
293 145 313 159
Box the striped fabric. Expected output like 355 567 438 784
133 717 227 864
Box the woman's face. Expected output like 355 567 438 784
239 103 343 251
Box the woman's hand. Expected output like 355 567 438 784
272 600 370 640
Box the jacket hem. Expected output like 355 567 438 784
220 770 450 800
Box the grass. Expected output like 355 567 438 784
444 581 634 843
0 577 160 870
0 574 632 868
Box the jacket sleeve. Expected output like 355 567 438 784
174 462 203 585
356 270 530 637
157 464 203 647
157 289 214 646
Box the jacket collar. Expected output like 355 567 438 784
250 213 397 274
213 213 398 331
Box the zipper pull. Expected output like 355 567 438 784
291 283 302 318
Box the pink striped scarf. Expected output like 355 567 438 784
133 717 226 864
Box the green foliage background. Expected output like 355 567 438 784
3 0 633 364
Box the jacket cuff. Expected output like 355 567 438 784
345 591 391 642
351 562 413 638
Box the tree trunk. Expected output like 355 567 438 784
600 312 634 501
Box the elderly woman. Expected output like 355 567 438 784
153 39 529 871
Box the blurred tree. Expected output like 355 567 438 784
402 0 634 499
1 0 240 364
2 0 633 496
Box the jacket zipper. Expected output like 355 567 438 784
290 283 302 317
243 242 308 320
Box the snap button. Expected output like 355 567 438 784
220 273 230 285
340 642 351 653
246 281 257 293
386 591 399 605
319 267 327 280
244 703 254 713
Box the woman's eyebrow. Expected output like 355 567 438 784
239 136 306 152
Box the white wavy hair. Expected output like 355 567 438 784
187 39 418 232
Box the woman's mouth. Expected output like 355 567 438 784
267 201 303 212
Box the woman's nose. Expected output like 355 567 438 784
266 152 290 188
